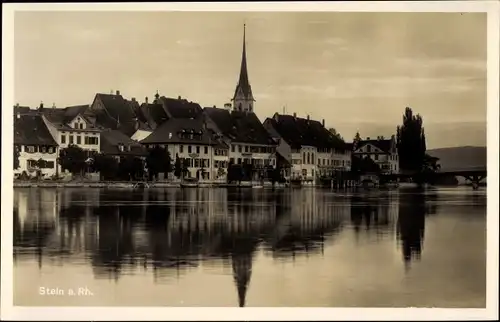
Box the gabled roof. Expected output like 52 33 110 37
355 139 393 154
93 93 137 135
159 96 203 119
264 113 346 150
100 129 147 156
144 102 169 128
203 107 275 146
14 106 33 114
140 116 217 146
14 114 58 146
64 105 90 123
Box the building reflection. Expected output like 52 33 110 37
13 187 444 306
349 192 398 239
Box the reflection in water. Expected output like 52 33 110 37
13 187 486 307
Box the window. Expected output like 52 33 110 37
302 169 307 176
245 146 249 153
238 145 242 153
41 147 47 153
196 146 200 154
374 154 379 161
48 147 54 153
194 159 200 167
204 146 208 154
303 152 306 164
27 146 35 153
237 158 242 164
312 169 315 177
69 136 74 144
231 145 235 152
367 145 371 152
230 158 235 164
80 123 84 129
77 136 81 145
61 135 66 144
180 145 184 153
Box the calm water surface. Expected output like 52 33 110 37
13 187 486 307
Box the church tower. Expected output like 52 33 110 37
232 24 255 113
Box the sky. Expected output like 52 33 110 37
14 11 487 149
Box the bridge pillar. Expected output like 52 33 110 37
464 175 485 190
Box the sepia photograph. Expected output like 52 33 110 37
1 1 499 321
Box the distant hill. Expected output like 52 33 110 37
427 146 487 171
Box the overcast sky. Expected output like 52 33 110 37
14 11 486 149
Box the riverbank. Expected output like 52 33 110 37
12 181 289 189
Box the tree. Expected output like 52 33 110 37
396 107 427 173
173 154 182 179
182 158 190 178
14 145 20 170
146 146 172 180
58 145 87 176
227 160 243 183
353 131 361 150
118 155 144 181
351 155 381 176
92 153 119 180
329 128 344 142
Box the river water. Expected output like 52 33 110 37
13 187 486 307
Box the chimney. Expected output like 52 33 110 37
131 97 136 102
213 105 216 108
224 103 232 110
307 115 310 121
322 119 325 127
293 112 297 118
52 102 56 108
178 95 181 100
145 97 148 104
15 103 19 107
116 90 120 96
274 113 279 122
366 137 370 140
39 101 44 109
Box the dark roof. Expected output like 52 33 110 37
140 117 217 146
355 139 393 153
144 103 169 128
100 129 147 156
264 113 346 150
93 93 137 135
64 105 90 123
14 106 33 114
203 107 275 145
159 96 203 119
14 114 58 146
40 107 66 125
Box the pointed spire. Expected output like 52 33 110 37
233 24 253 102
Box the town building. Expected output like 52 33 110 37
14 110 59 178
131 93 204 142
39 103 101 174
87 91 138 137
263 112 351 183
140 116 226 181
203 25 277 180
351 136 399 174
100 129 148 161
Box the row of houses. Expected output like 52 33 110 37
13 26 399 182
14 91 399 182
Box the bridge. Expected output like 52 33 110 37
382 166 487 190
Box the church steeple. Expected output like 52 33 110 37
232 24 255 113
